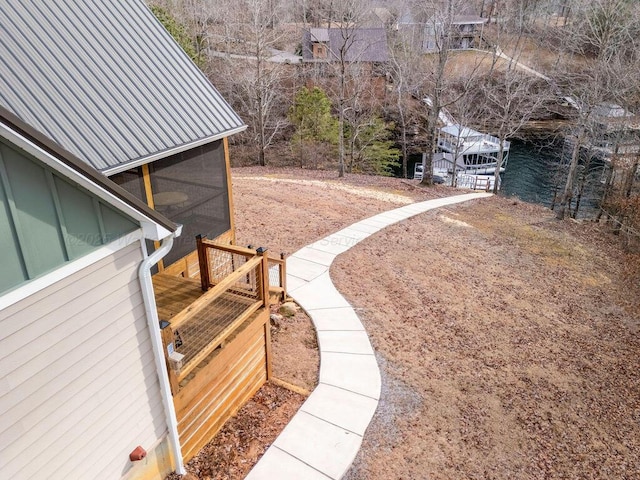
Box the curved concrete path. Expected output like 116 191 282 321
246 192 492 480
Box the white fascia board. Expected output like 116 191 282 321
102 125 248 176
0 122 172 240
143 221 182 241
142 221 174 241
0 229 143 311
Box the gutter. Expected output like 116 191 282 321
137 225 186 475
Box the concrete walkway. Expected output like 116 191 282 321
245 192 492 480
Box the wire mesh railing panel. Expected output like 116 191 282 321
173 261 263 373
207 249 250 285
267 259 282 288
173 292 253 366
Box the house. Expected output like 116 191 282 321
398 13 487 52
0 2 281 479
302 27 389 65
589 103 640 161
447 15 488 50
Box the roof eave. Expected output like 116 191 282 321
102 125 248 176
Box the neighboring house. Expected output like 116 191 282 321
1 2 278 479
589 103 640 161
425 15 488 51
302 27 389 66
398 13 487 52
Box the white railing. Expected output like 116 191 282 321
456 174 498 191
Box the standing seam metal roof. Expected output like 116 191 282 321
0 0 245 172
302 27 389 63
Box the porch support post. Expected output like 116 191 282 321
257 247 272 380
196 234 210 291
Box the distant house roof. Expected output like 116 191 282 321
309 28 330 42
593 103 634 119
0 1 246 175
303 27 389 63
452 15 488 25
441 125 484 139
361 7 393 28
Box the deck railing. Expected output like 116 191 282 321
160 238 273 391
267 253 287 300
456 174 496 191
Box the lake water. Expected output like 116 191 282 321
500 139 606 218
500 139 561 207
403 139 606 218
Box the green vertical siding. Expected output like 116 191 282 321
0 176 27 291
0 140 139 295
100 204 138 243
54 177 104 258
1 145 67 276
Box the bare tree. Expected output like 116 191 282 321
414 0 479 185
386 3 430 178
215 0 291 166
553 0 640 219
303 0 382 177
479 66 551 193
415 0 493 186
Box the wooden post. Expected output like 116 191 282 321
279 252 287 298
142 163 164 272
257 248 272 379
256 248 271 309
264 316 272 380
223 137 236 243
159 320 180 395
196 234 210 291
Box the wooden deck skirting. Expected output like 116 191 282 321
176 308 270 461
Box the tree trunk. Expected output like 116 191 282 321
338 106 345 177
420 112 437 186
493 135 505 194
557 127 586 220
399 107 408 179
596 161 615 222
337 54 346 178
623 155 639 198
573 165 587 219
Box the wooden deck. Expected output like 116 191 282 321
152 273 255 366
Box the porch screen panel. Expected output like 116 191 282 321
109 167 145 200
148 141 230 266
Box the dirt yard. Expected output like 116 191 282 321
173 167 640 479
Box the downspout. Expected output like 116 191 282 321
138 225 186 475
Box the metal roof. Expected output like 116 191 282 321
452 15 488 25
303 28 389 63
441 125 483 138
309 28 330 42
0 0 245 174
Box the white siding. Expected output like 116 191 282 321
0 241 167 479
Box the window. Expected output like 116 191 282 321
313 43 328 59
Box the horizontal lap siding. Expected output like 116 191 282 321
0 242 166 480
